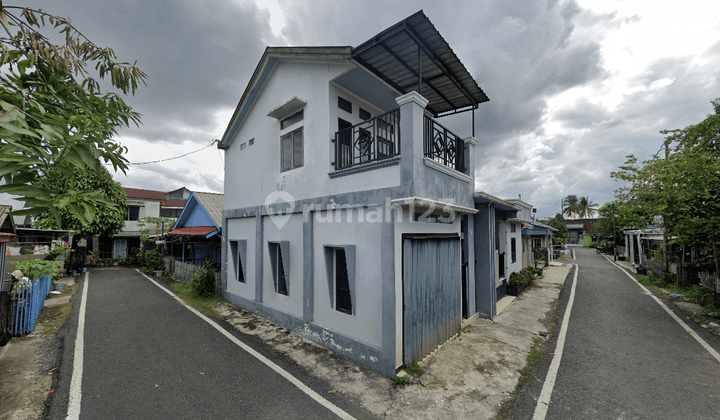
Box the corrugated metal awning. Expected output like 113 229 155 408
351 11 489 117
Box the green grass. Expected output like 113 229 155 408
36 302 74 335
404 361 425 376
170 282 224 319
637 274 720 315
390 376 409 388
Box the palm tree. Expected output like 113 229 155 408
562 195 579 219
576 196 599 219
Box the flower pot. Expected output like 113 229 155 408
154 270 163 278
507 284 527 296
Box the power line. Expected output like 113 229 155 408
104 140 218 166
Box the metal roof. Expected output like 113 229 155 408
352 10 489 117
193 192 224 227
473 192 520 211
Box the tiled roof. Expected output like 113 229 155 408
161 199 187 207
168 226 218 236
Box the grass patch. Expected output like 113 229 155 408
557 284 565 290
404 361 425 376
637 274 720 315
170 282 224 319
36 302 74 335
390 376 409 388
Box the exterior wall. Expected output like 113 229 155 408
506 221 522 277
262 213 304 318
474 204 497 318
223 61 401 211
226 217 256 300
124 199 160 232
312 208 383 347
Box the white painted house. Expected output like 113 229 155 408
219 11 491 376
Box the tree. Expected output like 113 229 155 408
576 196 599 219
544 213 568 245
561 195 579 219
596 200 635 244
0 6 146 226
33 166 126 237
612 98 720 274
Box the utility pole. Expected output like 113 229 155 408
663 143 669 272
612 202 617 261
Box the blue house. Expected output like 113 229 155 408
169 192 224 267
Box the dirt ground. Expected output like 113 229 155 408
0 333 60 420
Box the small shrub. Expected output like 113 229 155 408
44 246 68 261
144 249 164 272
391 376 409 388
404 361 425 376
190 260 216 297
588 242 598 249
14 260 64 281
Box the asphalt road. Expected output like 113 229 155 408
46 268 367 419
513 247 720 419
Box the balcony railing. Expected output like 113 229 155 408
423 116 465 174
333 109 400 171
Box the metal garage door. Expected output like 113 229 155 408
403 236 461 366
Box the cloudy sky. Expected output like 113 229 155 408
16 0 720 219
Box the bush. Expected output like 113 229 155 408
14 260 64 281
44 246 68 261
144 249 164 272
190 260 216 297
509 266 542 287
588 242 598 249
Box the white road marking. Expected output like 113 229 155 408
139 270 356 420
603 256 720 364
533 263 578 420
66 272 90 420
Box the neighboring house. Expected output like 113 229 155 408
168 192 224 267
623 225 663 267
473 192 523 314
98 187 187 259
563 218 599 244
219 11 489 376
505 198 555 269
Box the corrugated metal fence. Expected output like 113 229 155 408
403 237 461 366
12 275 51 335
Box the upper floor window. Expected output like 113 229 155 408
359 107 371 121
510 223 516 233
338 96 352 114
159 208 182 218
125 206 140 221
281 128 303 172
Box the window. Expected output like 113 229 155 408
268 242 289 295
359 108 371 121
240 143 246 150
510 223 516 233
338 96 352 114
249 138 255 146
324 245 355 315
230 240 247 283
281 109 303 129
159 208 182 218
125 206 140 221
281 128 303 171
511 237 517 263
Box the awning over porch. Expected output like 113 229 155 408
351 11 489 117
168 226 219 239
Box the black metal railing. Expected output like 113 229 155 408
333 109 400 170
423 116 465 174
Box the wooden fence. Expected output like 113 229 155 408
163 256 221 292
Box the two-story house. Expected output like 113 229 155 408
219 11 491 376
97 187 189 259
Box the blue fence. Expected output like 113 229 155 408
12 275 52 336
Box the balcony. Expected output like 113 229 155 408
331 98 469 180
333 109 400 171
423 116 465 174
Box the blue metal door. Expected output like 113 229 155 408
403 236 461 366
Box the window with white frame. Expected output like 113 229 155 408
268 242 289 295
230 240 247 283
280 109 304 172
324 245 356 315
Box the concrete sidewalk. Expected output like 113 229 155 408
216 264 572 419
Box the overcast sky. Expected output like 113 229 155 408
15 0 720 219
